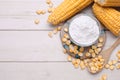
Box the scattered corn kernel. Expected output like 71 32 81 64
112 60 117 65
36 10 46 15
49 3 53 8
48 8 54 13
74 63 79 68
116 64 120 69
46 0 51 4
34 19 40 24
66 40 71 45
85 52 91 57
48 31 53 38
97 43 103 47
64 28 68 32
108 61 113 66
92 53 96 58
97 48 102 52
36 10 42 15
92 45 97 50
109 65 115 70
53 28 58 34
62 38 67 43
63 34 69 39
94 49 99 54
41 10 46 14
74 46 78 50
57 26 62 31
79 47 84 52
101 74 107 80
99 37 104 43
72 59 79 68
116 52 120 59
63 48 67 54
105 64 109 69
67 55 72 61
89 49 94 53
118 50 120 53
78 53 83 57
88 55 104 73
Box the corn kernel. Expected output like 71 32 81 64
98 55 103 59
97 48 102 52
92 45 97 50
78 53 83 57
118 50 120 53
92 53 96 58
63 34 69 39
85 52 91 57
101 74 107 80
116 64 120 69
64 28 68 32
49 3 53 8
63 48 67 54
116 53 120 59
48 8 54 13
89 49 94 53
48 31 53 38
67 55 72 61
99 37 104 43
97 43 103 47
69 49 73 53
109 65 115 70
62 38 67 43
76 59 80 64
108 61 113 65
105 64 109 69
36 10 45 15
46 0 51 4
73 50 79 54
73 46 77 49
66 40 71 45
57 26 62 31
36 10 42 15
80 65 86 70
79 47 84 52
34 19 40 24
72 59 76 65
94 49 99 54
112 60 117 65
74 63 79 68
53 28 58 34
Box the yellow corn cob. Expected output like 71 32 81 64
48 0 93 25
94 0 120 7
92 3 120 36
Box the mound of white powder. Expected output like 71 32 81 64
69 15 100 46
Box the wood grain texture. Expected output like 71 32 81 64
0 63 119 80
0 0 120 80
0 31 118 61
0 0 62 30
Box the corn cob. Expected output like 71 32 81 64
48 0 93 25
94 0 120 7
92 3 120 36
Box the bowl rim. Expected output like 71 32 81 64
68 13 101 47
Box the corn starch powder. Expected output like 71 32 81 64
69 15 100 46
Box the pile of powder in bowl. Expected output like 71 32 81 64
69 15 100 47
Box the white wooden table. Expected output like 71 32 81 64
0 0 120 80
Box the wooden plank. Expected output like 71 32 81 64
0 31 119 61
0 62 119 80
0 0 62 30
0 0 94 30
0 31 67 61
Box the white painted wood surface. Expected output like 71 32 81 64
0 0 120 80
